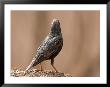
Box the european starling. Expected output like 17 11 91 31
25 19 63 73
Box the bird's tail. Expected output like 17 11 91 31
25 58 36 71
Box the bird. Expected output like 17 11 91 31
25 19 63 73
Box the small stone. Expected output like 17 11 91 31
11 68 72 77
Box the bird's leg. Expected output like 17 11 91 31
51 59 58 72
40 63 43 71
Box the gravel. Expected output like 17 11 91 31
11 69 72 77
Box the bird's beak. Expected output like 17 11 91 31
51 19 59 27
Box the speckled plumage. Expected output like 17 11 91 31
26 19 63 72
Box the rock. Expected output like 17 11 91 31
11 69 72 77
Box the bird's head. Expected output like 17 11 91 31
51 19 61 35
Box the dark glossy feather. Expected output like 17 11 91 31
26 19 63 71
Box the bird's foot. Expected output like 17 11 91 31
40 68 43 72
55 70 59 73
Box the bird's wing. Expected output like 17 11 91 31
36 36 62 61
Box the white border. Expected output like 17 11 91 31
4 4 107 84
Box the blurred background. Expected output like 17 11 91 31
11 11 100 77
